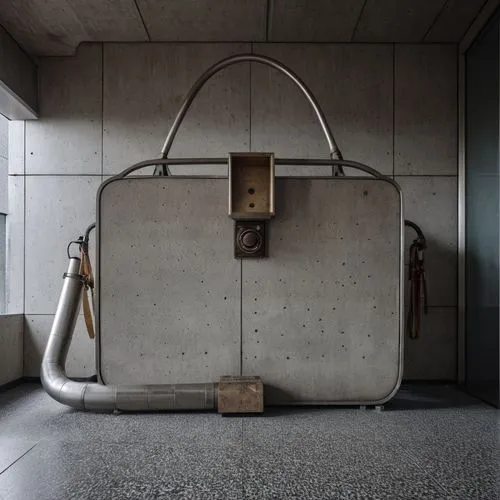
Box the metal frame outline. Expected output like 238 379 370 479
95 160 404 406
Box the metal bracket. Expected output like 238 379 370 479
229 153 275 220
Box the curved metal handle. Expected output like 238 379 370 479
160 53 343 161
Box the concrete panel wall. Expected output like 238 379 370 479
14 42 457 381
0 117 6 314
6 175 24 315
6 122 25 315
394 45 458 380
0 315 23 386
103 43 250 176
0 25 37 118
0 115 7 214
26 44 102 175
25 176 101 314
395 45 457 176
251 44 393 176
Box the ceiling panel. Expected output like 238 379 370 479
0 0 147 56
269 0 365 42
425 0 487 42
353 0 447 42
136 0 266 41
0 0 488 56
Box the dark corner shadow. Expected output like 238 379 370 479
0 379 42 407
248 384 487 416
4 382 486 417
383 383 486 411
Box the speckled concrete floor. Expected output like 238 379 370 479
0 383 498 500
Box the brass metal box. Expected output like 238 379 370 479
229 153 275 220
218 376 264 413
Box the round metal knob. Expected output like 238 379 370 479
242 231 259 248
238 228 263 254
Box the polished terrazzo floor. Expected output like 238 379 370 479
0 383 498 499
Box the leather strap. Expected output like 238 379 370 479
79 247 95 339
407 242 427 340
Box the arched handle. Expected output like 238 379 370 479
160 53 343 161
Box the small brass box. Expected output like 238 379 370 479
229 153 275 220
218 376 264 414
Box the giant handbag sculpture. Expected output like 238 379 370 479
42 54 404 413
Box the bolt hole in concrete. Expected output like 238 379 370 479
249 202 255 208
248 187 255 195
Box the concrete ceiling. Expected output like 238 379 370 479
0 0 489 56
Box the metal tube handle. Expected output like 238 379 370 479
160 54 343 161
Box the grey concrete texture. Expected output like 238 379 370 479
0 439 37 476
353 0 447 42
7 121 24 175
24 175 101 314
26 44 102 176
5 176 24 315
137 0 267 42
251 44 394 177
0 1 485 56
425 0 489 43
398 176 458 307
98 176 401 403
0 158 7 215
98 178 241 385
269 0 366 42
0 115 7 160
0 0 147 57
0 25 37 112
14 42 458 381
403 307 457 380
0 315 23 386
0 384 497 499
242 178 401 403
395 45 457 176
21 43 459 177
103 43 251 176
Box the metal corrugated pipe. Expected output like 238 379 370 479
41 257 217 412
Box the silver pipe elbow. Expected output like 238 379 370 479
41 256 217 412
